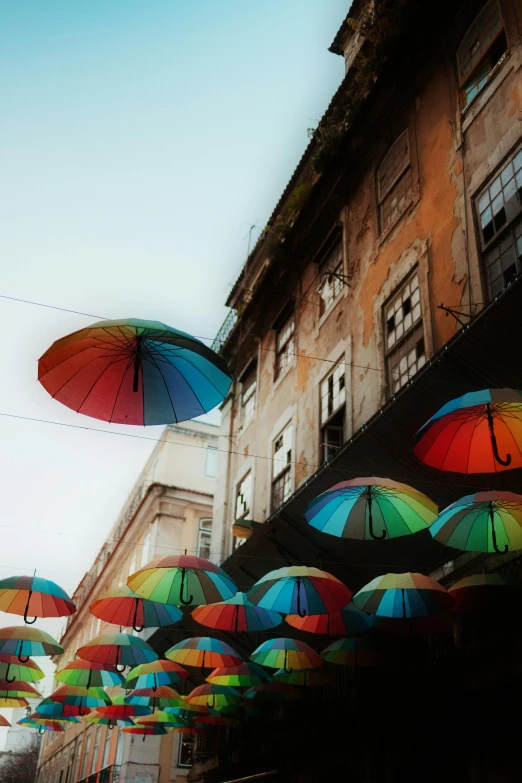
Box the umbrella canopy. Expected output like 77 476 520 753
128 555 237 608
56 660 124 688
135 710 188 727
166 637 242 669
273 669 334 686
186 684 242 710
413 389 522 473
430 491 522 554
125 686 183 710
0 627 63 660
123 725 169 736
50 685 111 709
192 592 282 633
0 576 76 625
250 639 322 672
206 663 271 687
77 632 157 670
448 573 522 615
95 695 152 719
36 699 91 718
247 567 351 618
0 680 41 699
83 711 134 728
0 654 44 683
0 716 11 727
38 318 232 426
19 718 64 732
90 585 183 632
285 603 373 636
0 697 28 708
244 682 301 702
321 637 387 666
123 659 189 691
353 573 453 618
305 477 437 541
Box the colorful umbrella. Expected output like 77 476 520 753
321 637 386 666
125 686 183 711
123 725 169 736
135 710 189 727
56 659 124 688
166 637 242 669
90 585 183 632
36 699 91 719
95 695 152 719
250 639 322 672
305 477 437 541
31 710 80 724
0 697 28 708
413 389 522 473
0 627 63 661
0 680 42 699
127 555 237 607
186 684 242 710
83 711 133 728
77 632 158 670
285 603 373 636
206 663 271 687
273 669 334 687
352 573 453 618
0 654 44 683
247 567 351 618
429 491 522 554
19 718 64 733
244 682 301 702
50 685 111 711
123 659 189 691
0 716 11 727
0 576 76 625
38 318 232 425
164 704 210 719
192 592 282 633
448 573 522 615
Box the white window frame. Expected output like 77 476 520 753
240 370 257 428
384 270 426 395
457 0 506 107
317 241 344 314
274 313 295 380
197 518 212 559
271 423 293 512
205 446 218 478
235 472 252 521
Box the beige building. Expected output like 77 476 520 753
36 421 219 783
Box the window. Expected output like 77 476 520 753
476 144 522 297
274 313 295 380
127 552 137 578
384 271 426 394
378 130 412 234
90 726 101 774
235 473 252 521
205 446 218 478
178 734 194 768
197 518 212 560
320 363 346 463
80 734 91 781
102 725 112 769
240 365 257 427
115 728 124 766
140 530 151 567
317 241 344 314
457 1 507 106
272 424 292 512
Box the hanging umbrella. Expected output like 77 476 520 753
0 627 63 661
194 714 239 727
0 680 42 699
36 699 91 719
206 663 271 687
135 711 189 727
374 612 454 637
90 585 183 632
353 573 452 618
164 704 210 719
244 682 301 702
0 716 11 728
123 725 169 736
125 686 183 711
31 710 80 724
19 718 64 733
186 684 242 711
50 685 111 711
95 695 152 720
321 637 386 666
304 477 437 541
128 555 237 608
285 603 373 636
273 669 334 686
247 567 351 618
166 637 242 669
0 697 28 708
250 639 322 672
413 389 522 473
192 592 282 633
83 710 134 728
38 318 232 425
77 632 158 671
0 576 76 625
429 491 522 554
123 659 189 691
0 654 44 684
56 659 124 688
448 573 522 615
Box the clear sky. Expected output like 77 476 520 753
0 0 348 739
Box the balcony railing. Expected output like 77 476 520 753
211 309 237 353
78 765 120 783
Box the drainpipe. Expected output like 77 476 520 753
221 380 237 562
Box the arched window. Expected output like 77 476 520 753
457 0 507 106
377 130 412 234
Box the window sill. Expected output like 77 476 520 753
460 51 513 134
316 288 348 334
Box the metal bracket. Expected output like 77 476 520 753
327 272 351 287
437 303 472 327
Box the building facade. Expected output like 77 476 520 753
36 421 219 783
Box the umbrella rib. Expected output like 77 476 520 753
107 357 135 422
166 349 229 398
146 347 207 421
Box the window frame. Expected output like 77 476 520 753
235 472 253 522
319 361 346 464
271 423 293 513
383 269 426 396
456 0 507 108
274 311 296 381
178 734 194 768
204 445 218 478
197 517 212 559
240 364 257 428
377 129 413 235
317 236 345 315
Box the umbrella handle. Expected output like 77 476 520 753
116 664 126 673
296 578 307 618
487 404 511 467
368 489 386 540
23 591 37 625
283 651 293 675
132 599 145 633
179 569 194 606
489 502 509 554
208 695 215 709
108 721 114 731
18 642 29 664
5 664 15 684
39 727 45 736
152 673 157 693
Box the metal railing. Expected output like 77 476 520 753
211 309 237 352
79 765 120 783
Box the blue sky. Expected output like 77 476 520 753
0 0 348 736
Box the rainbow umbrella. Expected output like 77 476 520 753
135 711 189 727
77 632 157 670
0 680 42 699
352 573 453 618
430 491 522 554
125 686 183 711
250 639 322 672
273 669 334 687
0 654 44 684
305 477 437 541
128 555 237 608
247 567 351 618
285 603 373 636
50 685 111 711
90 585 182 632
38 318 232 425
95 694 152 720
186 684 242 710
0 576 76 625
166 637 242 669
36 699 91 719
206 663 271 687
413 389 522 473
0 716 11 728
0 627 63 661
83 710 133 728
192 592 282 634
31 711 80 724
321 637 386 666
123 726 169 736
19 717 64 733
448 573 522 615
374 612 454 637
56 659 124 688
123 659 189 691
0 697 28 708
244 682 301 702
164 698 210 717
